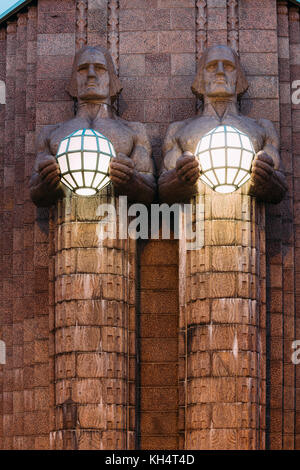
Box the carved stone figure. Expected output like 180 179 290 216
158 45 287 204
30 46 156 207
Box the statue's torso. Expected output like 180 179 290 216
48 116 135 157
177 113 266 155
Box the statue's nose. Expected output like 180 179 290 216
216 61 225 74
88 64 97 77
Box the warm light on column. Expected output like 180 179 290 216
195 125 255 194
56 129 116 196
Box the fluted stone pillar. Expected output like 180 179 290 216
50 191 136 450
179 184 266 450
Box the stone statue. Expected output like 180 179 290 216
158 45 287 204
30 46 156 207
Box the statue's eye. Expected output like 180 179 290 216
206 64 217 72
78 65 88 72
224 63 235 71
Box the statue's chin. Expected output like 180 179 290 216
206 86 235 98
78 91 109 101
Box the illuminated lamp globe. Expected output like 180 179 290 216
195 125 255 194
56 129 116 196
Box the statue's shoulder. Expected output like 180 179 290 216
257 117 277 134
116 117 150 145
37 123 60 145
165 118 194 141
124 119 147 134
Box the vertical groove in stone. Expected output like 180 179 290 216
13 12 27 450
181 185 266 450
256 200 267 450
2 20 17 450
227 0 239 53
277 0 294 451
196 0 207 60
289 4 300 452
24 4 37 450
48 207 56 450
76 0 88 51
127 236 137 450
108 0 119 73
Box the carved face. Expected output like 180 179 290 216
203 47 237 98
76 49 110 101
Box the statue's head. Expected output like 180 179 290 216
191 45 248 100
67 46 122 104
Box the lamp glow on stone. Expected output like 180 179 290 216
195 125 255 194
56 129 116 196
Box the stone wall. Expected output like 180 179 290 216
0 0 299 450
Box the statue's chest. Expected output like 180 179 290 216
49 118 134 157
178 116 265 154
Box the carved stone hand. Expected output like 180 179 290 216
38 156 61 190
109 152 135 185
250 151 274 186
176 151 201 185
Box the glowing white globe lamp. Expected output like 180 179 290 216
195 125 255 194
56 129 116 196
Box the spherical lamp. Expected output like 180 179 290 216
195 125 255 194
56 129 116 196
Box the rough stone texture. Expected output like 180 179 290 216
138 238 179 449
50 195 136 450
0 0 299 451
179 191 266 450
118 0 196 170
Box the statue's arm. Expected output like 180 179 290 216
110 122 156 204
158 122 200 204
29 126 66 207
249 119 288 204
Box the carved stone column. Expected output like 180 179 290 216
50 192 136 450
180 184 266 450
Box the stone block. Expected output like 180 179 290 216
120 0 158 8
140 314 177 337
240 30 278 53
140 338 178 362
140 265 177 290
158 31 195 54
140 363 178 386
37 33 75 56
119 32 158 54
140 386 178 411
170 98 195 121
144 99 171 123
140 290 178 314
37 55 73 79
140 411 177 434
171 53 196 76
37 11 76 34
239 0 277 30
240 52 278 76
119 54 145 76
170 8 195 30
207 7 227 30
247 76 279 99
145 53 171 76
